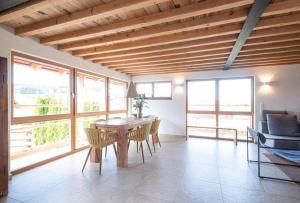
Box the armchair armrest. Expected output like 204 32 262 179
258 121 269 134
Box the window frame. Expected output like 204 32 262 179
11 52 74 124
108 78 128 114
10 51 128 174
74 69 107 117
186 76 254 141
135 81 172 100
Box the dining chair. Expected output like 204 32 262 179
128 122 152 163
150 119 161 152
95 119 118 158
82 128 117 175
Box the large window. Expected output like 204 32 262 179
75 70 107 149
76 71 106 113
109 79 127 112
11 52 128 172
187 77 253 141
136 81 172 99
187 80 215 111
11 53 73 171
13 60 71 117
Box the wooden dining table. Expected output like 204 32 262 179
90 117 154 168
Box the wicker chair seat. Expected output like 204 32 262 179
128 123 152 141
85 128 118 149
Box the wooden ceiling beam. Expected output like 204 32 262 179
118 63 225 72
262 0 300 16
224 0 271 70
74 12 300 57
74 24 242 56
85 36 238 60
0 0 73 23
127 59 300 76
93 33 300 63
109 58 229 69
96 48 232 65
98 34 300 67
41 0 253 45
110 49 300 70
235 57 300 65
84 24 300 60
15 0 169 36
59 9 248 51
249 24 300 39
232 60 300 68
125 67 224 75
241 40 300 52
128 60 300 76
236 51 300 61
239 46 300 57
60 2 300 51
122 65 224 73
245 33 300 46
93 42 235 63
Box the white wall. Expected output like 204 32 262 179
133 65 300 136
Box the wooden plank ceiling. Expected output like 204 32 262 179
0 0 300 76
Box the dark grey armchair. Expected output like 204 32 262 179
259 110 300 150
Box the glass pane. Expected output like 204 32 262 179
76 115 106 148
187 127 216 138
187 113 216 127
109 80 127 111
13 62 70 117
76 73 106 113
218 115 252 140
188 80 215 111
10 119 71 171
136 83 152 98
219 79 252 112
153 82 172 98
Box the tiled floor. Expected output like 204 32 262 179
1 136 300 203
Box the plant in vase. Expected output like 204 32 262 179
133 94 147 118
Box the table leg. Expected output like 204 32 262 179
117 126 128 168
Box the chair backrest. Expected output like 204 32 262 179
135 122 153 140
150 119 161 134
85 128 116 148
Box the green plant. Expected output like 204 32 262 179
33 95 69 146
133 94 147 115
83 101 100 112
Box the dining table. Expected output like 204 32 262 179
90 116 154 168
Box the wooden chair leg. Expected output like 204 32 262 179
82 147 92 172
136 141 139 153
146 139 152 156
113 143 117 158
152 135 156 152
140 142 145 163
127 140 131 152
105 146 107 158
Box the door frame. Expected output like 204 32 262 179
0 57 8 196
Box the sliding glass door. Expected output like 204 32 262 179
187 77 253 141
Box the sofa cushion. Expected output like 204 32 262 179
267 114 299 136
262 110 287 121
